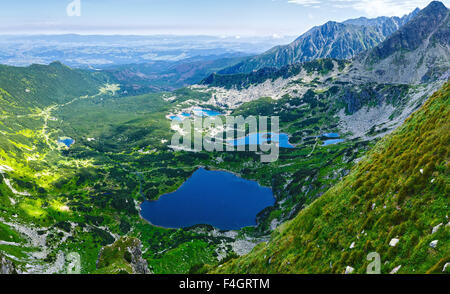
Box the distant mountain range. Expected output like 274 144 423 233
0 35 290 68
218 9 420 75
104 53 250 94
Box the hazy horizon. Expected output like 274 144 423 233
2 0 448 37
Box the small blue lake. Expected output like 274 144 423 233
322 133 340 138
140 168 275 230
319 133 344 146
322 139 345 146
193 108 222 117
169 115 183 121
58 138 75 148
228 133 295 149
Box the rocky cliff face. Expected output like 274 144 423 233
1 254 17 274
219 11 419 75
353 1 450 84
364 2 448 62
126 239 151 274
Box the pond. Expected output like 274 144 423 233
322 133 340 138
227 132 295 149
322 139 345 146
140 168 275 230
169 109 221 120
169 115 183 121
58 138 75 148
320 133 344 146
192 108 222 117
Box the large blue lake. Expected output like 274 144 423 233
140 168 275 230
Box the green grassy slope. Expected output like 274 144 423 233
0 62 112 108
212 82 449 274
0 63 117 198
0 63 125 271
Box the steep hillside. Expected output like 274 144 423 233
203 59 348 90
219 11 418 75
0 63 119 194
212 82 449 274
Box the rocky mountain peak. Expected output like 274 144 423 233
365 1 449 62
351 1 449 84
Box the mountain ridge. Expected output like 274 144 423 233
218 9 420 75
352 1 450 84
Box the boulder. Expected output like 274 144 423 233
432 223 443 234
390 265 402 274
443 263 449 272
0 254 17 274
429 240 438 248
389 238 399 247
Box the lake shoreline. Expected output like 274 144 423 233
139 166 275 231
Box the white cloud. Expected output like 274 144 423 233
288 0 321 6
287 0 449 17
350 0 431 17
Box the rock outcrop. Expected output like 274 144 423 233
0 254 17 274
96 237 150 274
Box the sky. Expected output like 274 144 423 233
0 0 448 37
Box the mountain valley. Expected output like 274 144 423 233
0 1 449 275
